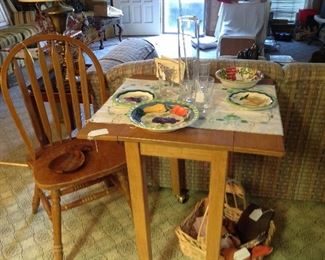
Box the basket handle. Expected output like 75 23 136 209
225 178 247 210
196 179 247 239
197 201 209 240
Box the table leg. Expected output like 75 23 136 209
170 158 188 203
116 23 123 41
125 142 152 260
97 29 104 49
206 150 228 259
99 38 104 50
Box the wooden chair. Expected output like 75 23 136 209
0 34 130 260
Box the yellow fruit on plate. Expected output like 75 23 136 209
143 103 166 113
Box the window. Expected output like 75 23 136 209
0 0 11 27
163 0 205 34
271 0 306 22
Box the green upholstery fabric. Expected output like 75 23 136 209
229 64 325 202
0 24 40 49
92 59 325 202
275 63 325 201
0 24 41 72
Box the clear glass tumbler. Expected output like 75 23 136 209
197 76 215 117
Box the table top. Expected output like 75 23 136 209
90 78 283 135
78 78 284 157
78 122 284 157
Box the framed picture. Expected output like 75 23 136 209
0 0 12 28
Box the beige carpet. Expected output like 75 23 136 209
1 164 325 259
0 163 206 259
0 87 30 165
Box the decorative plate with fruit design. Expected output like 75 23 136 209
128 100 199 132
215 67 263 89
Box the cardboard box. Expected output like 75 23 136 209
93 5 109 17
93 5 123 17
85 0 110 11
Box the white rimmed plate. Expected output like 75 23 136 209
113 89 155 106
227 90 277 110
128 99 199 132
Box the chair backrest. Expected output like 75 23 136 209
0 34 107 160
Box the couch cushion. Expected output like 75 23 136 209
100 38 158 63
0 24 40 49
0 24 41 74
88 38 158 100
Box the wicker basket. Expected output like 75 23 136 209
175 179 275 259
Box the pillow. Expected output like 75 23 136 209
102 39 158 63
35 11 55 33
65 12 88 31
191 36 217 50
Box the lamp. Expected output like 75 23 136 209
19 0 74 34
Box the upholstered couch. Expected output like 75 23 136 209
0 0 41 69
0 23 41 69
89 58 325 202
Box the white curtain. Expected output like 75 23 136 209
305 0 323 9
271 0 305 21
205 0 221 36
305 0 313 8
206 0 323 36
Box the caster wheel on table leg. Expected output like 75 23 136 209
176 193 189 203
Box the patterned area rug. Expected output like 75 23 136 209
0 87 30 164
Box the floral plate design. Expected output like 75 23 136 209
227 90 277 111
128 99 199 132
113 89 155 106
215 67 263 89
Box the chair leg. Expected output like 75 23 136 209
32 184 41 214
51 190 63 260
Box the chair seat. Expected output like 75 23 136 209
31 138 126 190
